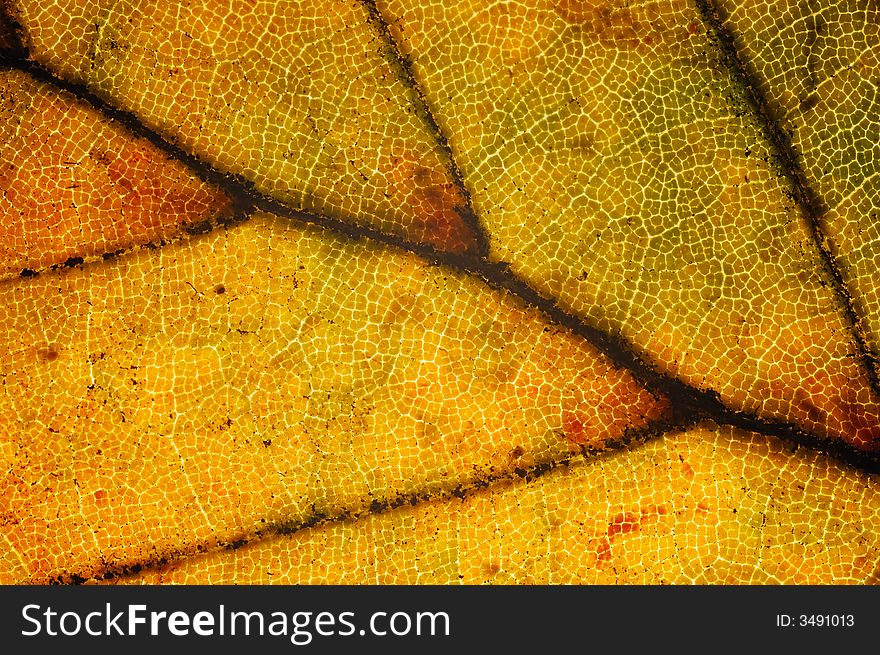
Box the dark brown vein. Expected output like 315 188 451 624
695 0 880 396
48 417 685 584
1 56 879 476
357 0 491 258
3 211 248 283
0 1 26 58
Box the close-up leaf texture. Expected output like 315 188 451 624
0 0 878 584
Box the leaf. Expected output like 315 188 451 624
0 69 232 277
0 210 665 582
0 0 878 584
2 0 480 254
715 0 880 376
375 0 880 450
110 425 880 584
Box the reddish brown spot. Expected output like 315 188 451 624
215 284 226 294
776 360 880 454
381 151 478 255
680 460 694 478
420 198 479 254
510 445 525 459
100 143 232 233
38 347 59 362
562 411 590 445
596 537 612 561
552 0 687 53
688 21 700 36
93 489 107 502
558 381 669 450
607 511 640 538
1 83 234 278
641 504 668 518
765 319 880 454
696 500 710 514
840 399 880 451
106 147 143 192
483 561 501 575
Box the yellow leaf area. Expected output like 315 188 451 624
378 0 880 450
0 69 232 278
4 0 478 253
0 213 664 584
108 425 880 585
717 0 880 371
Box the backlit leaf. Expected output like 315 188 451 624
375 0 880 450
112 425 880 584
3 0 480 253
717 0 880 374
1 0 878 584
0 211 664 583
0 69 232 277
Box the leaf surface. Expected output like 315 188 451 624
0 213 664 583
716 0 880 370
0 69 232 278
4 0 480 253
111 425 880 584
373 0 880 450
1 0 879 584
